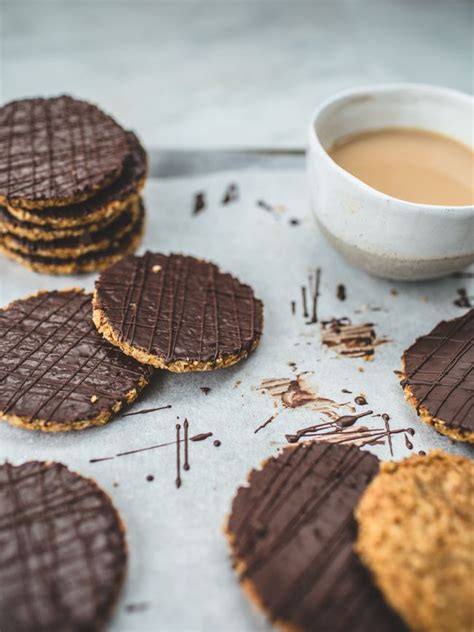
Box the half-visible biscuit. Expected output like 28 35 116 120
93 252 264 372
400 309 474 442
356 451 474 632
0 460 127 631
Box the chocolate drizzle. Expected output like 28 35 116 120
300 269 322 324
254 414 277 434
0 461 126 631
122 404 172 417
337 284 346 301
176 424 182 488
95 252 264 366
228 443 408 632
402 309 474 434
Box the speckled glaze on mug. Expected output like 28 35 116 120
308 84 474 280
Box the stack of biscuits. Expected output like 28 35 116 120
0 95 147 274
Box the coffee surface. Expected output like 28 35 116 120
329 128 474 206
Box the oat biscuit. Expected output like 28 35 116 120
93 252 264 372
0 289 152 431
356 450 474 632
0 96 130 208
226 442 408 632
0 460 127 631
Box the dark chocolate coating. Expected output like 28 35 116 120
0 289 152 427
0 461 126 631
228 443 408 632
95 252 264 365
0 96 130 205
3 131 147 224
403 309 474 434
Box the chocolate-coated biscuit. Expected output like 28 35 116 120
0 95 130 208
93 252 264 372
4 131 146 228
226 443 408 632
356 451 474 632
0 201 144 275
0 460 127 631
2 197 141 259
0 289 152 431
400 309 474 442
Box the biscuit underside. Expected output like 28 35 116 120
92 296 261 373
400 360 473 443
355 451 474 632
0 216 144 275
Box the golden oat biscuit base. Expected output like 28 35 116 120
3 130 147 228
0 460 127 631
0 288 153 432
355 451 474 632
400 310 474 443
226 443 408 632
93 252 264 372
0 202 144 275
2 197 141 259
0 95 130 208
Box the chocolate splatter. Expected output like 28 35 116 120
254 414 277 434
200 387 211 395
390 288 398 296
122 404 172 417
291 300 296 315
258 373 353 419
342 388 352 394
289 218 300 226
193 191 206 215
454 288 472 308
213 440 221 447
146 475 154 482
321 318 388 359
337 284 346 301
418 450 426 456
301 286 309 318
299 269 322 324
222 183 239 205
355 395 368 406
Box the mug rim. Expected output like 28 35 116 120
308 82 474 215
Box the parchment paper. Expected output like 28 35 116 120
0 167 472 632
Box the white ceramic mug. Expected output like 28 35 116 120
307 83 474 280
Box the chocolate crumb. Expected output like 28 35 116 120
222 183 239 205
213 440 221 447
200 387 211 395
336 284 346 301
289 218 300 226
193 191 206 215
146 475 154 482
454 288 472 308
